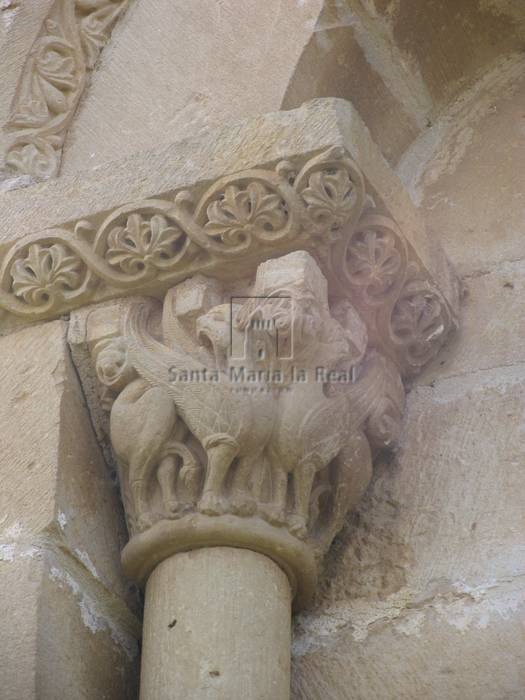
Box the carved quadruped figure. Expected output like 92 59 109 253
94 250 405 575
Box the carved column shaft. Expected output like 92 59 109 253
141 548 292 700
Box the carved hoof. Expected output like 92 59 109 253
261 505 288 527
136 513 155 532
288 514 308 539
198 492 226 516
164 501 190 520
230 495 257 517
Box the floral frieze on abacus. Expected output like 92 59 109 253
0 147 457 378
0 148 364 316
331 212 456 376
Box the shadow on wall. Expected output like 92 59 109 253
282 0 525 164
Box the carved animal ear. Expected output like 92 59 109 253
93 336 137 393
162 276 223 346
331 299 368 364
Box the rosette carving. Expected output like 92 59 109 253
345 225 403 301
301 168 358 233
2 0 129 180
390 280 450 369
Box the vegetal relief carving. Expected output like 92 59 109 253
11 242 85 305
3 0 129 180
331 212 456 375
1 148 456 376
106 213 187 274
93 251 405 567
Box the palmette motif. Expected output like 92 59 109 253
1 148 456 376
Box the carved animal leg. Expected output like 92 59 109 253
129 446 162 531
115 385 177 531
179 457 201 503
289 461 318 538
199 436 239 515
157 455 179 515
230 455 259 516
316 433 372 555
262 460 288 526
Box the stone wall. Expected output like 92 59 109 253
0 322 141 698
292 62 525 700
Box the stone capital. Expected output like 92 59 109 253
82 250 408 609
22 100 458 609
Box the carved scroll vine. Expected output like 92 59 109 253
3 0 129 180
332 213 457 375
0 147 456 376
0 147 365 314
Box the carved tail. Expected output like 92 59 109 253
344 350 405 449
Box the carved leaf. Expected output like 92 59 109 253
346 228 402 299
36 47 77 93
391 281 448 364
11 243 83 306
301 169 356 232
106 213 186 273
204 182 287 245
5 138 59 179
77 1 128 68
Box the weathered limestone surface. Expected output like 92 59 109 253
293 368 525 699
2 0 524 183
408 74 525 277
141 548 292 700
0 320 141 698
8 0 519 176
291 67 525 700
60 0 324 175
293 586 525 700
0 553 140 700
0 3 523 697
419 260 525 384
283 0 525 163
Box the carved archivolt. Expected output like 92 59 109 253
0 147 455 376
3 0 129 180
